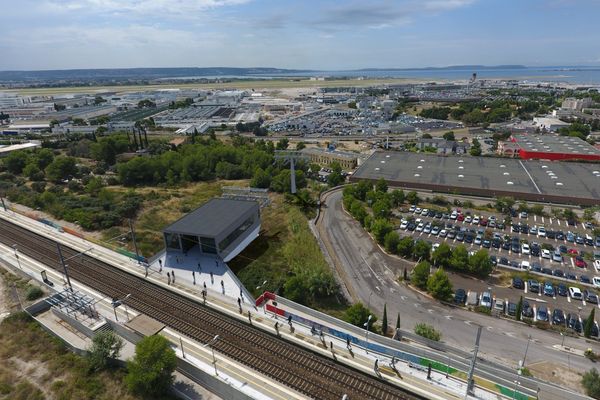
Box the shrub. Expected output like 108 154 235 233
25 286 44 301
87 330 124 371
411 261 430 290
126 335 177 396
582 368 600 399
414 323 441 341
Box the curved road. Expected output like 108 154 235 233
316 189 599 399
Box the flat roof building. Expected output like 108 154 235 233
510 134 600 162
350 151 600 206
301 147 358 170
0 141 42 157
162 198 260 262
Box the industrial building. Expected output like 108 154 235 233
301 147 358 170
509 134 600 162
0 141 42 157
350 151 600 205
162 198 260 262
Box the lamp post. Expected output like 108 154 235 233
204 335 220 375
560 332 566 348
12 244 21 269
364 314 372 353
512 380 521 400
522 334 532 367
367 290 373 311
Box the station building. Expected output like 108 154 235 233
162 198 260 262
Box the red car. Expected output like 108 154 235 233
457 214 465 222
575 256 587 268
568 248 578 255
480 218 488 226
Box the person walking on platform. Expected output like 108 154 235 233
210 271 214 284
192 271 196 285
172 270 176 284
167 272 171 285
197 262 201 271
158 259 162 272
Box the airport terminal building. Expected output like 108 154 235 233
162 198 260 262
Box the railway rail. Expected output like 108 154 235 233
0 218 425 400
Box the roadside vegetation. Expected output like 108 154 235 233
0 312 175 400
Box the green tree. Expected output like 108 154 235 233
276 138 289 150
450 245 469 271
382 304 388 335
88 330 124 371
126 335 177 396
349 201 368 225
296 141 306 151
35 148 55 169
384 231 400 254
427 268 454 301
375 178 388 193
372 198 391 219
413 240 431 261
582 368 600 399
406 191 420 205
442 131 455 141
343 303 377 331
431 242 452 268
397 236 414 258
371 218 394 244
45 156 77 183
327 170 344 187
283 275 309 304
390 189 405 206
23 163 42 180
396 313 400 330
411 261 430 289
4 150 28 174
251 167 271 189
584 308 596 339
515 296 523 321
468 249 493 277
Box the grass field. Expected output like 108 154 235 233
5 77 427 96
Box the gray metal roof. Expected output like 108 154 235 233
512 134 600 156
163 198 258 237
351 151 600 204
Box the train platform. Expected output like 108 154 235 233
0 206 523 400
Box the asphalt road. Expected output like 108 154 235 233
316 189 599 400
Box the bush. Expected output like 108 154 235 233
87 330 124 371
427 268 453 301
343 303 378 331
25 285 44 301
411 261 430 290
582 368 600 399
414 323 441 341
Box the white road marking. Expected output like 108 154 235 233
465 320 473 326
445 315 453 320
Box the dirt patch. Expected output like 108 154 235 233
526 360 585 393
0 274 11 322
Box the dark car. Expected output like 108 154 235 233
565 273 577 281
553 269 564 278
454 288 467 305
511 260 521 269
496 222 505 230
520 225 529 234
507 302 517 316
528 280 540 294
492 239 501 249
500 257 509 265
482 240 491 248
530 263 542 273
428 210 436 217
580 275 591 284
557 283 568 297
490 255 497 266
541 267 553 275
465 235 473 244
511 243 521 253
522 301 534 318
584 290 599 304
456 232 465 242
502 242 511 251
537 306 549 322
531 246 540 257
546 230 556 239
567 314 582 333
512 277 524 289
435 212 443 219
407 223 416 231
559 245 568 254
592 323 599 337
512 224 520 233
552 309 565 326
556 231 565 240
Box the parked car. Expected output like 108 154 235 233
521 243 530 255
400 220 409 230
594 260 600 273
500 257 509 266
581 275 591 284
538 226 546 237
584 290 598 304
493 299 505 313
552 309 565 326
575 256 587 268
522 301 534 318
552 251 563 263
466 291 479 306
507 302 517 316
480 292 492 308
454 288 467 305
594 276 600 288
541 249 551 259
543 282 555 297
553 269 564 278
557 284 568 297
528 280 540 294
431 226 440 235
537 306 549 322
569 287 583 300
567 314 582 333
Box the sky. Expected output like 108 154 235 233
0 0 599 71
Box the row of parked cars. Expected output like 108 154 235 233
453 288 599 336
511 223 599 247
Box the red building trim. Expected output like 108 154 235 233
518 149 600 161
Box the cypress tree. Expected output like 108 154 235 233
516 296 523 322
584 308 596 338
382 304 388 335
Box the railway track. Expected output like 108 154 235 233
0 218 425 400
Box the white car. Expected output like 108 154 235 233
450 211 458 220
472 216 480 225
569 287 583 300
465 216 472 223
409 205 416 213
439 229 448 238
521 260 530 270
521 243 530 255
415 207 422 214
594 260 600 273
421 208 429 216
593 277 600 289
431 226 440 235
416 222 424 232
541 249 551 259
538 226 546 237
400 220 409 230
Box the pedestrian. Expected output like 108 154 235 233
159 259 163 272
237 297 242 307
374 359 379 372
287 314 293 326
210 271 214 284
167 271 171 285
172 270 176 283
220 280 225 294
203 282 207 290
197 262 201 271
192 271 196 285
215 259 218 268
346 336 351 349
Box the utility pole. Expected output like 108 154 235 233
274 151 307 194
522 334 532 367
0 196 6 212
56 242 73 292
128 219 141 264
465 325 482 399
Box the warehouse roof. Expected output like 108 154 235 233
512 134 600 156
351 151 600 205
163 198 258 237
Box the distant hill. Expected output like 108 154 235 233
0 67 314 82
355 65 527 71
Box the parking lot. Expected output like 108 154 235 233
396 205 600 339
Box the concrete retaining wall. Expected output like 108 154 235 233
52 308 95 338
176 359 256 400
